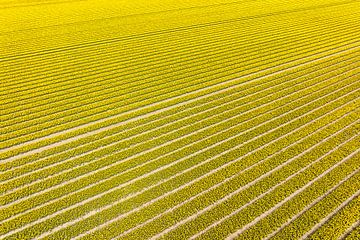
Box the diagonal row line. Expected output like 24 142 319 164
2 66 358 237
2 41 358 160
16 85 360 239
264 170 360 240
3 63 356 212
339 220 360 240
112 108 360 240
3 53 357 193
149 121 360 240
2 9 331 83
2 0 354 60
300 189 360 239
3 18 355 127
224 143 360 239
1 46 357 183
55 84 359 239
2 11 354 92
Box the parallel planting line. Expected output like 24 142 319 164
203 133 360 239
1 55 322 175
4 55 356 195
0 15 266 77
244 161 360 240
3 18 348 120
2 11 332 85
339 220 360 240
309 193 360 240
3 18 354 113
0 0 260 33
148 121 360 240
0 6 336 78
3 0 358 59
224 148 360 239
0 0 290 54
4 39 358 152
3 67 356 212
2 42 358 161
243 168 360 240
3 28 359 142
62 82 360 236
85 111 360 240
164 135 360 240
29 89 360 239
114 109 359 240
2 71 358 238
2 62 358 208
20 97 360 238
1 2 327 83
4 21 356 134
5 23 344 126
0 0 347 60
300 189 360 239
3 51 355 182
2 13 353 97
263 171 360 240
2 45 358 174
2 1 360 239
1 21 284 95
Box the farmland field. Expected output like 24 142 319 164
1 0 360 239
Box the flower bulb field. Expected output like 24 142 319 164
1 0 360 239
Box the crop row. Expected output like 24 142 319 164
1 40 358 160
0 0 345 58
219 166 360 240
304 188 360 240
339 221 360 240
2 88 358 238
0 0 282 56
2 63 357 209
88 111 360 240
2 53 358 193
2 1 359 239
3 16 350 121
2 45 358 184
1 34 359 160
49 98 360 240
91 118 360 240
2 8 335 88
269 156 360 240
2 51 357 182
1 17 287 95
2 46 356 184
1 74 358 238
0 13 272 78
3 18 356 132
196 142 360 240
3 8 356 97
0 4 319 74
2 9 354 97
5 20 346 128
